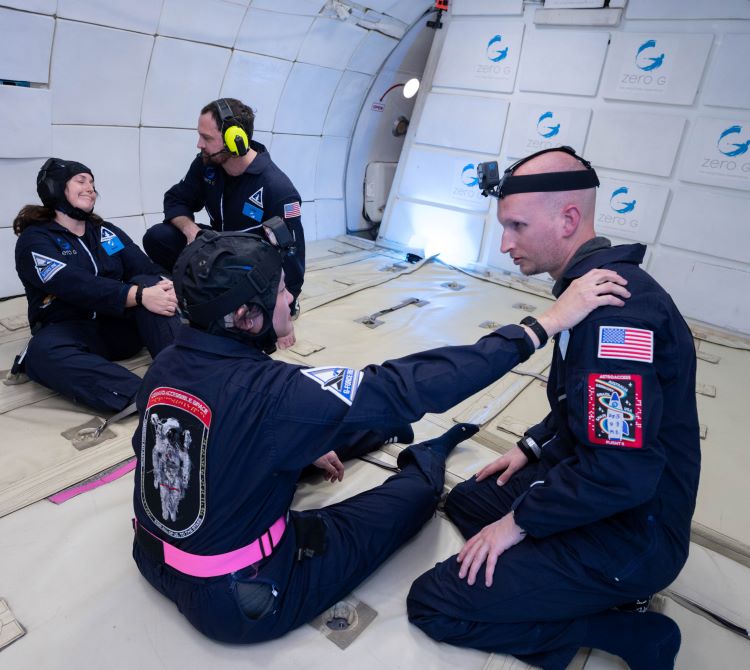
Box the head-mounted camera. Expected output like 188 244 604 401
477 146 599 199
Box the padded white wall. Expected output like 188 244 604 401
0 8 54 83
0 87 52 158
380 2 750 334
51 21 154 126
343 19 434 234
0 1 433 298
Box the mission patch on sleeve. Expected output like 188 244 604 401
587 373 643 448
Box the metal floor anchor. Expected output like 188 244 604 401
79 402 138 440
64 402 139 450
309 597 378 650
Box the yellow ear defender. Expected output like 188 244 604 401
216 98 249 157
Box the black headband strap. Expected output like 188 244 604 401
216 98 234 125
500 169 600 198
476 146 600 199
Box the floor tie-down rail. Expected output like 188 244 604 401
354 297 429 328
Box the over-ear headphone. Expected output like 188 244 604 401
216 98 249 157
37 158 63 206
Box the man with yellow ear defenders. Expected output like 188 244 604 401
143 98 304 349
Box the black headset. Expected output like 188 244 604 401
37 158 64 206
216 99 249 157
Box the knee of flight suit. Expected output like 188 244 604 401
406 574 460 642
26 326 87 368
443 476 510 541
143 223 186 271
396 444 446 497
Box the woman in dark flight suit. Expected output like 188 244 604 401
13 158 180 412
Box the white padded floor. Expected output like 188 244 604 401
1 237 748 669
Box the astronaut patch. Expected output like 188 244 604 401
32 252 66 283
100 227 124 255
140 387 212 539
587 373 643 448
301 366 363 406
249 187 263 208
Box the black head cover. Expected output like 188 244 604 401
36 157 94 219
173 231 283 350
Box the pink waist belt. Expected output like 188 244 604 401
133 514 287 578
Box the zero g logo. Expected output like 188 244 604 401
610 187 636 214
486 35 508 62
635 39 665 71
526 111 562 150
452 162 482 202
717 125 750 157
461 163 479 187
597 185 640 229
701 124 750 175
475 33 512 77
536 112 560 139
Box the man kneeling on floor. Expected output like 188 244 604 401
407 147 700 670
130 218 628 643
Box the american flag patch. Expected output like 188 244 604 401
597 326 653 363
284 201 301 219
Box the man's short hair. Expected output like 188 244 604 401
201 98 255 141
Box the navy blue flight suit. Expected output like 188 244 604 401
143 142 305 299
407 242 701 669
131 322 538 643
15 220 180 412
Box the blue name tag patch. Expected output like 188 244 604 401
242 201 263 222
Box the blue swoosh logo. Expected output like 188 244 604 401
610 187 637 214
462 163 479 187
486 35 508 62
717 125 750 157
636 39 665 72
537 111 560 139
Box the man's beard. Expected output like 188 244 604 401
201 150 230 167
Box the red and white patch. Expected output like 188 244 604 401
587 373 643 448
140 387 212 538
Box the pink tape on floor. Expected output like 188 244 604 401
48 459 136 504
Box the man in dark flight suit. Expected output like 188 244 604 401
408 147 699 670
143 97 303 348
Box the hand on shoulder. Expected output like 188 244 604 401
537 269 630 339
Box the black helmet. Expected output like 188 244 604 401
173 230 283 348
37 157 95 220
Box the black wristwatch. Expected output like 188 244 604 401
520 315 548 349
516 435 542 462
135 284 146 307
